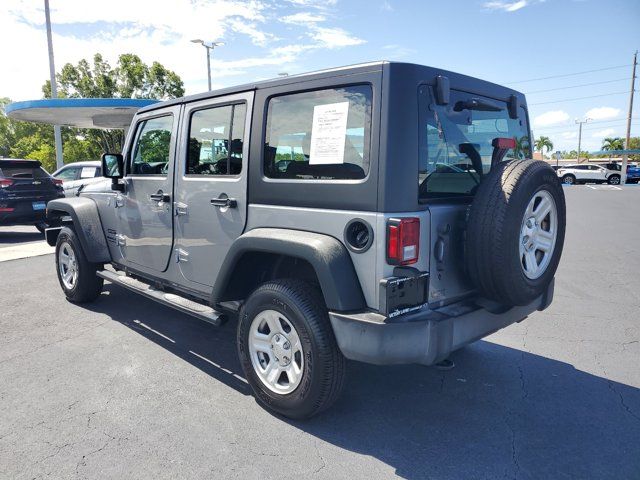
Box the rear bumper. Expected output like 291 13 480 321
0 195 63 225
329 279 554 366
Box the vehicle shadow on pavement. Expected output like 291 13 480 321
85 285 251 396
0 229 43 244
86 285 640 480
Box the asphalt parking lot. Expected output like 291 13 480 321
0 185 638 480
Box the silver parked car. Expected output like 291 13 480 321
52 161 103 197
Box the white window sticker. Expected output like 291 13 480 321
80 167 96 178
309 101 350 165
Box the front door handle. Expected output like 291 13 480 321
210 196 237 208
150 191 171 202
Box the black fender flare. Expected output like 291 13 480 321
46 197 111 263
211 228 366 312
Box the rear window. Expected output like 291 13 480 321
418 86 531 199
0 166 49 179
264 85 372 180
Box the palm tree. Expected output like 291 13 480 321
534 136 554 160
602 137 624 160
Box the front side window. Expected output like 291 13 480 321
130 115 173 175
187 103 246 176
264 85 372 180
419 86 531 198
55 167 80 181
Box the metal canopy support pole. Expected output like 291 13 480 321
621 51 637 186
44 0 63 170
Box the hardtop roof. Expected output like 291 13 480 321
138 61 526 114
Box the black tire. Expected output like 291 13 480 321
561 174 575 185
55 226 103 303
35 222 47 234
466 160 566 306
608 174 621 185
237 279 346 419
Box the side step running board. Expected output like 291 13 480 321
96 270 225 326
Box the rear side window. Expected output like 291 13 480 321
187 103 246 176
419 86 531 199
264 85 372 180
130 115 173 175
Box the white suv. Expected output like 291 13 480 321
557 164 621 185
52 161 103 196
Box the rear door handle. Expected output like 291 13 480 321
210 196 237 208
150 191 171 202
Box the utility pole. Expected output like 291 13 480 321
575 118 591 163
621 50 637 185
44 0 63 170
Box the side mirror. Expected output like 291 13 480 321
101 153 124 192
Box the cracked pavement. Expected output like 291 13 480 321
0 187 639 479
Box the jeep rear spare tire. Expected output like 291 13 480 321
466 160 566 306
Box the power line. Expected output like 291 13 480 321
535 117 639 132
525 78 628 94
529 91 630 106
508 64 630 84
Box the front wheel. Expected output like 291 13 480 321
55 227 103 303
237 279 346 419
561 174 575 185
608 175 621 185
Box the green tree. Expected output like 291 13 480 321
41 53 184 155
534 136 554 160
601 137 625 160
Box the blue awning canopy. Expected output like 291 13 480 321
588 149 640 156
5 98 158 129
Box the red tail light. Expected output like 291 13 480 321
0 179 14 188
53 178 63 186
387 217 420 265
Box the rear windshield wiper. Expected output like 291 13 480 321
454 98 503 112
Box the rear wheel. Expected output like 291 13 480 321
55 227 103 303
561 174 575 185
466 160 566 306
608 174 621 185
237 279 346 419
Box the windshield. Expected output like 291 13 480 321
418 86 531 199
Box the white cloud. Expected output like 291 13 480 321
584 106 621 121
381 1 394 12
286 0 337 7
534 110 570 127
281 12 326 24
592 128 616 138
561 131 578 139
484 1 528 12
0 0 365 100
311 27 366 48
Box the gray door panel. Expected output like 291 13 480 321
117 106 180 272
174 92 253 286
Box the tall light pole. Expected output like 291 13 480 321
190 39 224 91
620 50 637 185
44 0 63 170
575 118 591 163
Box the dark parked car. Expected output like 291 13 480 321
0 159 65 232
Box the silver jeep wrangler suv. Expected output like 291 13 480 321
46 62 566 419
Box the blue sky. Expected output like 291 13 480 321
0 0 638 152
